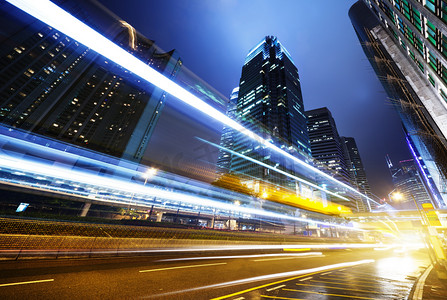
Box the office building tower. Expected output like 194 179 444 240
342 136 372 211
349 0 447 208
386 155 431 209
230 36 311 187
0 0 181 162
306 108 351 184
216 87 239 174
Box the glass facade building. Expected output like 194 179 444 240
342 136 373 211
386 155 432 209
350 0 447 208
230 36 311 188
306 108 351 184
0 0 182 162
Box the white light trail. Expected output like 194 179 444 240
0 153 363 230
5 0 378 207
157 252 323 262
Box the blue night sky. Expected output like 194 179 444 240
98 0 410 198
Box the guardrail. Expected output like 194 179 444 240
0 216 364 260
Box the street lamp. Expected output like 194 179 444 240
143 167 158 185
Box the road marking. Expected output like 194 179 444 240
210 260 374 299
0 279 54 287
253 255 322 262
283 288 380 299
318 276 376 283
295 283 382 294
139 262 226 273
298 277 312 281
233 297 245 300
261 295 305 300
309 279 377 288
320 272 332 275
265 284 286 292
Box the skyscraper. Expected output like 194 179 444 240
342 136 372 211
349 0 447 208
216 87 238 174
230 36 311 187
0 0 181 162
306 108 351 184
386 155 431 209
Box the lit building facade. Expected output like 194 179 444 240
230 36 311 187
306 108 351 184
0 0 181 162
349 0 447 208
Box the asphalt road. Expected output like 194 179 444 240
0 247 430 299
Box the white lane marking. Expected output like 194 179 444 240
0 279 54 287
253 254 323 262
233 297 245 300
299 277 313 281
321 272 332 275
139 262 226 273
157 252 323 262
266 284 286 292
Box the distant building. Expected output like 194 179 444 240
306 108 351 184
342 136 372 211
216 87 239 174
230 36 311 187
0 0 182 162
386 155 431 210
349 0 447 208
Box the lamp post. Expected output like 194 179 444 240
128 167 158 214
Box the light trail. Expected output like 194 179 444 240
5 0 378 208
145 260 375 299
0 152 364 231
157 252 323 262
198 137 351 202
139 262 227 273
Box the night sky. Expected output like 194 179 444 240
97 0 411 199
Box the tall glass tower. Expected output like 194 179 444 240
349 0 447 208
230 36 311 187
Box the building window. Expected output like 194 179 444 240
426 20 437 47
442 65 447 84
442 34 447 57
442 1 447 23
425 0 436 14
440 89 447 102
412 7 423 32
428 73 436 87
415 36 424 56
428 50 438 72
402 0 411 20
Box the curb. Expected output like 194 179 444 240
412 264 433 300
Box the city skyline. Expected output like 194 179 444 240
99 0 412 198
